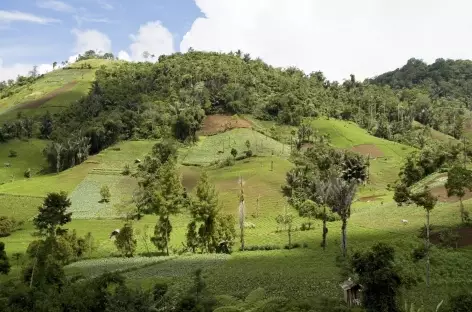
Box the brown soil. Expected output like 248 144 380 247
430 227 472 247
19 81 77 109
350 144 384 158
430 184 472 203
198 115 253 136
358 194 385 202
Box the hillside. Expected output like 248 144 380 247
0 59 114 122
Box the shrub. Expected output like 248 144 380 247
449 292 472 312
284 243 301 250
300 222 313 231
24 168 31 178
8 150 17 158
111 147 121 151
411 245 427 262
218 157 234 168
122 164 131 175
418 224 434 239
439 229 460 248
245 149 253 157
240 245 281 251
100 185 111 203
231 148 237 158
0 216 23 237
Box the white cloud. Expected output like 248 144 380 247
122 21 174 62
181 0 472 81
0 58 53 82
71 28 112 54
0 10 60 24
37 0 75 13
98 0 114 10
117 50 131 61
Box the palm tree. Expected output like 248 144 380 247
325 176 357 257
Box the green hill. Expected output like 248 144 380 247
0 59 115 122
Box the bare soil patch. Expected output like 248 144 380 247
350 144 384 158
198 115 252 136
19 81 77 109
431 227 472 248
358 194 385 202
430 184 472 203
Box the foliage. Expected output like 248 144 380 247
448 292 472 312
0 242 10 275
115 222 137 257
100 185 111 203
122 164 131 175
351 243 404 312
8 150 17 158
445 165 472 223
230 148 237 159
33 192 72 237
0 216 23 237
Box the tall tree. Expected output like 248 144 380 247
445 165 472 223
115 223 137 257
188 172 220 252
351 243 403 312
33 192 72 237
0 242 10 275
149 161 186 255
325 176 357 257
410 187 437 287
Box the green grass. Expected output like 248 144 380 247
0 194 43 220
0 59 116 121
179 128 289 166
0 139 47 184
309 118 415 188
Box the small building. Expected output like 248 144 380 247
340 278 362 307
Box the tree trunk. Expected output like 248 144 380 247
165 215 169 256
426 209 430 288
460 197 465 223
322 207 327 250
341 217 348 257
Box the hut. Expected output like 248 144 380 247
340 277 362 307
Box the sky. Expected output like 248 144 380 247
1 0 472 82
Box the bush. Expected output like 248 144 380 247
245 149 253 157
240 245 281 251
439 228 460 248
24 168 31 178
284 243 301 250
411 245 427 262
218 157 234 168
418 224 434 239
8 150 17 158
100 185 111 203
300 222 313 231
122 164 131 175
0 216 23 237
449 292 472 312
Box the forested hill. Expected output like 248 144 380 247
1 51 471 173
369 58 472 106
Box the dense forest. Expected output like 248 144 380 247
1 52 472 173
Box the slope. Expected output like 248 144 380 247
0 59 115 122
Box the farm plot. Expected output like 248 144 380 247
0 194 43 220
68 174 137 219
197 114 253 136
180 128 290 166
0 139 48 184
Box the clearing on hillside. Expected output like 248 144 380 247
18 81 77 109
198 115 252 136
351 144 384 158
430 185 472 203
430 227 472 247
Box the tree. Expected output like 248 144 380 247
115 223 137 257
325 176 357 257
188 172 220 252
445 165 472 223
410 187 437 287
149 161 186 255
231 148 237 159
0 242 10 275
100 185 111 203
245 140 251 151
33 192 72 237
52 61 57 70
351 243 403 312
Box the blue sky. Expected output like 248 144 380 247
0 0 201 65
1 0 472 82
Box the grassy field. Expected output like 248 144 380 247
0 139 47 184
0 59 115 121
179 128 290 166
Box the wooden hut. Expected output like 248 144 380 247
340 278 362 307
